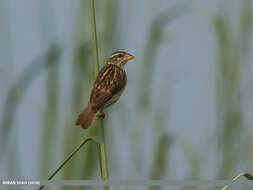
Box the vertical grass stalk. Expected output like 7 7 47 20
91 0 100 76
97 121 109 181
90 0 109 189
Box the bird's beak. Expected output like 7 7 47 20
124 53 134 61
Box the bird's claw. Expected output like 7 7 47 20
96 112 106 120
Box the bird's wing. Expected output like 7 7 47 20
89 64 126 110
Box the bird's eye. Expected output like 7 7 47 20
118 54 123 58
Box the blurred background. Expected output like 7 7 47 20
0 0 253 189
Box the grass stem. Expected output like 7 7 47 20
220 173 253 190
97 121 109 180
37 138 93 190
90 1 109 190
91 0 100 74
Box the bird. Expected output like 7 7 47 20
76 51 134 129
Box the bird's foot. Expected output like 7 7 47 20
96 111 106 120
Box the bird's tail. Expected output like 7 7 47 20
75 104 97 129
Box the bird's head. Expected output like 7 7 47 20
107 51 134 67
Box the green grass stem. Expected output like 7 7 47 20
90 1 109 189
38 138 93 190
91 0 100 74
220 173 253 190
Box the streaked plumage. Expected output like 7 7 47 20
76 51 134 129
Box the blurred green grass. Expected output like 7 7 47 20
0 1 253 190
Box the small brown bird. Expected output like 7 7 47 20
76 51 134 129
